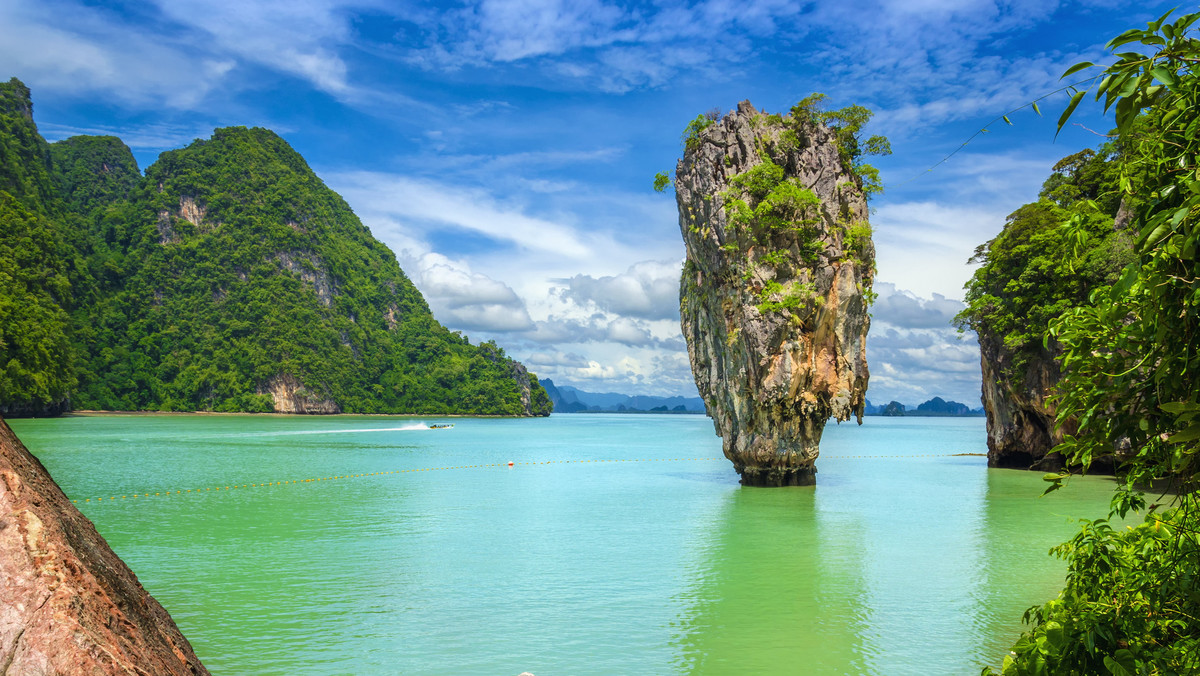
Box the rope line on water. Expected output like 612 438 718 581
70 453 986 505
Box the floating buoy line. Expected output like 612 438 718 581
70 453 985 505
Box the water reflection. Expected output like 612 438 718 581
672 486 872 675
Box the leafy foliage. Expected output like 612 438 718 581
0 78 80 412
790 93 892 197
681 114 716 152
0 193 76 409
987 11 1200 675
652 171 671 193
722 158 823 260
955 150 1133 384
995 499 1200 676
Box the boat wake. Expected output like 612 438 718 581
250 424 434 437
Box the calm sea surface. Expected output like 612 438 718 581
10 414 1119 675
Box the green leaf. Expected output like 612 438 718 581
1056 90 1086 137
1061 61 1096 78
1103 649 1137 676
1031 101 1042 117
1160 402 1200 414
1167 423 1200 444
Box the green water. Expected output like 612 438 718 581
10 414 1118 675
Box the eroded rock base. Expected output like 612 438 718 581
737 465 817 487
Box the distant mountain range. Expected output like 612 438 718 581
539 379 706 413
863 397 985 417
539 379 982 417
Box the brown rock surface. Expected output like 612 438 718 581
257 373 342 414
0 417 210 675
977 333 1069 471
676 101 874 486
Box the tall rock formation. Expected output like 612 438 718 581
977 336 1067 470
676 101 875 486
0 417 209 674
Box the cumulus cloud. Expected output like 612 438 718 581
519 314 671 348
559 259 682 320
864 284 981 406
870 282 965 329
412 254 534 332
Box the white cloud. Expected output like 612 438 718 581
559 259 682 320
525 350 590 368
570 359 618 380
329 170 594 259
412 253 534 332
148 0 361 96
519 314 672 348
0 0 233 108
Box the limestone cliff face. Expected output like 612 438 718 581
257 374 342 414
676 101 874 486
977 333 1069 470
0 417 209 674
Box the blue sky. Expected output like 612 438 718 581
1 0 1181 404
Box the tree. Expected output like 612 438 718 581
989 10 1200 675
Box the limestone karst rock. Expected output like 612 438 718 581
675 100 875 486
0 417 210 674
976 335 1071 470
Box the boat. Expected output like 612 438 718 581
428 423 454 429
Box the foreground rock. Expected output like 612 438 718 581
676 101 875 486
977 334 1072 471
0 417 209 674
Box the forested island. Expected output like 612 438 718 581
0 78 551 417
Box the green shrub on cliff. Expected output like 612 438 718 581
955 146 1133 384
790 93 892 197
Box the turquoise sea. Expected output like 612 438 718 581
10 414 1118 675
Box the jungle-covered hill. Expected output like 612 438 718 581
0 77 550 417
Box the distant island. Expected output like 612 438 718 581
863 397 984 417
540 379 981 418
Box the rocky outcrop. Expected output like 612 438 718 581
676 101 874 486
272 250 337 307
977 333 1069 470
258 373 342 414
0 417 209 674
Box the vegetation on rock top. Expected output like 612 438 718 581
955 144 1134 385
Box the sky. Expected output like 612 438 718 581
0 0 1183 405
